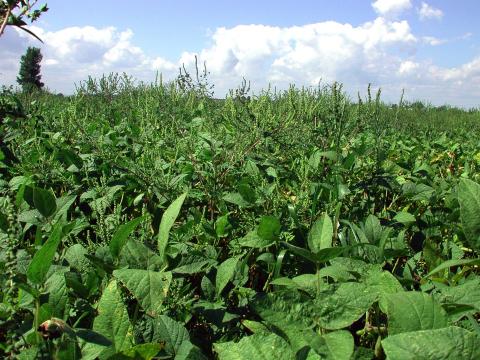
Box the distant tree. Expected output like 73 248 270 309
17 46 44 91
0 0 48 42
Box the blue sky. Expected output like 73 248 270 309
1 0 479 107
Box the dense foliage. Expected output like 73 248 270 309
17 47 44 92
1 74 480 359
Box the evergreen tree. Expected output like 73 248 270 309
17 47 44 91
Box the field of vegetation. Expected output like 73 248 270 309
1 73 480 359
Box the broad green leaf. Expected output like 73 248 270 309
254 291 314 332
172 259 215 274
383 292 448 335
56 148 83 169
241 320 270 334
175 341 207 360
17 348 42 360
347 222 369 244
119 239 163 270
112 343 163 360
314 247 348 263
45 273 68 319
85 253 115 275
424 258 480 279
238 183 257 203
17 209 42 225
38 303 54 326
65 272 90 298
364 214 382 244
75 329 112 346
270 277 305 288
393 211 416 225
64 244 90 272
317 150 339 161
438 278 480 311
214 333 294 360
133 193 145 206
318 264 355 282
257 216 281 241
193 300 239 326
266 167 278 178
9 175 32 191
33 187 57 218
201 275 215 299
382 326 480 360
314 282 377 330
109 216 145 258
309 330 354 360
352 347 375 360
56 339 82 359
223 192 250 207
53 194 77 222
27 222 64 284
363 267 403 305
281 241 318 262
271 273 319 293
458 179 480 250
215 213 231 237
255 283 376 332
216 256 240 297
336 182 350 200
238 230 274 248
113 269 172 317
423 239 444 274
329 257 372 275
268 322 353 359
149 315 190 356
308 213 333 253
282 242 346 264
23 185 35 207
158 192 187 261
321 331 354 359
82 281 134 360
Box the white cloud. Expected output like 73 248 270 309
418 2 443 20
405 58 480 106
179 18 417 95
372 0 412 18
430 57 480 81
398 60 419 75
422 36 446 46
0 17 479 108
0 25 177 92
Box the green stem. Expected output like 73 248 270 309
316 264 321 297
34 296 41 344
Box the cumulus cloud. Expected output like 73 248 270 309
372 0 412 18
418 2 444 20
398 60 419 75
430 57 480 82
0 25 177 92
396 57 480 107
179 18 417 95
0 14 479 107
